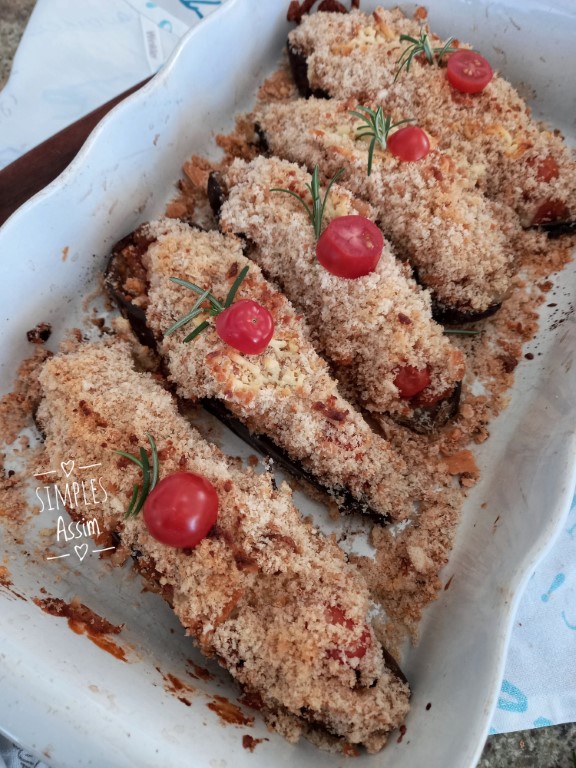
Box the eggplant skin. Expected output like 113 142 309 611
207 171 228 219
398 381 462 436
105 229 158 348
200 398 390 523
287 41 330 99
537 219 576 238
431 299 502 326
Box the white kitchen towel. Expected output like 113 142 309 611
489 491 576 734
0 0 575 748
0 0 223 169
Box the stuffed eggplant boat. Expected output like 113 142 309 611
105 219 417 522
256 97 515 322
215 155 465 432
286 6 576 233
36 341 410 753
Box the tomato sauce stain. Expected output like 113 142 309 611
186 658 213 681
397 724 407 744
156 667 196 705
242 735 268 752
0 566 27 601
238 690 264 711
34 596 127 661
207 695 254 726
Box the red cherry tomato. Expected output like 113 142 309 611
326 605 371 662
393 365 432 399
387 125 430 162
316 215 384 279
214 299 274 355
447 50 493 94
143 472 218 548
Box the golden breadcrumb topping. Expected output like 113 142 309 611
36 341 410 752
220 155 464 418
257 97 516 314
139 218 415 521
289 6 576 226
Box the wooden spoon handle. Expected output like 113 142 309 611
0 77 152 227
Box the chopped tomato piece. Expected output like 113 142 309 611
412 385 454 408
535 156 560 183
393 365 432 399
531 199 570 226
326 605 371 661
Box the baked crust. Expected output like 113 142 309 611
219 155 465 426
288 6 576 228
107 219 417 521
36 341 410 752
257 96 516 318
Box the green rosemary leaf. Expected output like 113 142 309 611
271 165 343 240
444 329 482 335
351 105 415 176
183 320 211 343
170 277 223 312
125 484 140 518
367 136 377 176
422 33 434 64
115 434 161 518
435 36 456 61
164 305 205 337
113 450 143 470
224 265 250 308
349 108 371 121
395 29 459 81
146 432 159 492
128 446 150 518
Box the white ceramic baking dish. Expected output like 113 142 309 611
0 1 575 767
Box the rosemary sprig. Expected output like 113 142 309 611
350 105 415 175
113 432 159 518
271 165 344 239
394 30 457 81
164 265 249 342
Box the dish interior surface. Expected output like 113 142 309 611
0 1 575 767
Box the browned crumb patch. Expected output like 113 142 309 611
0 348 51 445
26 322 52 345
242 734 268 752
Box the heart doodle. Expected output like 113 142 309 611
61 460 75 478
74 543 89 562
